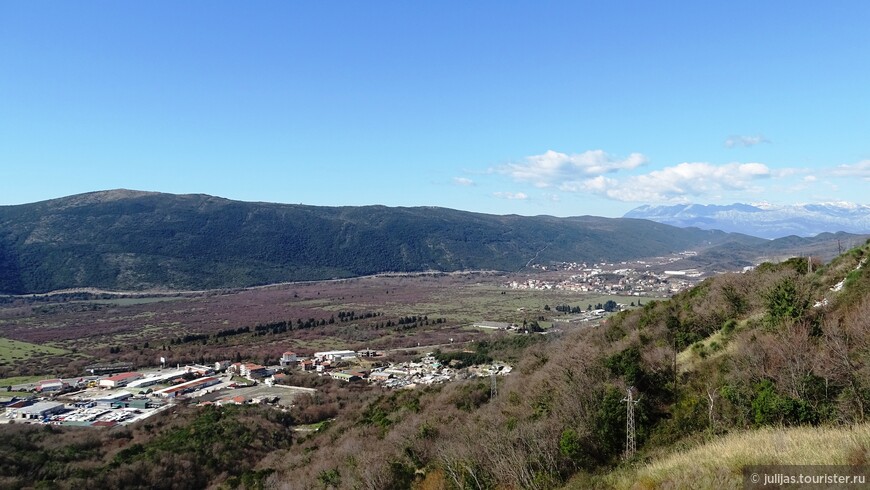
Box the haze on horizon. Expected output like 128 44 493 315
2 2 868 218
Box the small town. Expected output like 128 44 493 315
511 251 706 295
1 348 512 428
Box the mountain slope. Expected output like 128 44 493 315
625 202 870 239
0 190 764 294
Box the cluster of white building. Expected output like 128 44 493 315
366 354 512 390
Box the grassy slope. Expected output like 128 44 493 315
570 424 870 489
0 337 68 363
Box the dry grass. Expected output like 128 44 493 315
592 424 870 489
675 330 735 374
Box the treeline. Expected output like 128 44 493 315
336 311 381 322
168 311 434 345
548 299 619 313
434 350 493 369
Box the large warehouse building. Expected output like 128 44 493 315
16 401 67 420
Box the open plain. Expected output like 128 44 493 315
0 267 676 380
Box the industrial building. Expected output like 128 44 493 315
94 391 133 407
36 379 68 392
16 401 67 420
99 372 142 389
126 370 186 390
313 350 356 361
154 376 220 398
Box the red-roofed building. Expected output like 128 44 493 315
280 351 297 366
36 379 68 392
99 372 142 389
240 363 268 378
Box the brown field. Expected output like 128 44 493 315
0 272 661 378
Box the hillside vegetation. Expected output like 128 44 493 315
246 239 870 488
0 189 764 294
2 242 870 488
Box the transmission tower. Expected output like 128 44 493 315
622 387 640 459
490 371 498 399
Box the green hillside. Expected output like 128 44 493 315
0 189 765 294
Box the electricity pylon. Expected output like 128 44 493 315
622 387 640 459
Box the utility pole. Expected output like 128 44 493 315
622 387 640 459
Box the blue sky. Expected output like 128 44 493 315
2 2 868 217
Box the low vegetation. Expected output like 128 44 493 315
593 423 870 489
0 337 68 363
0 404 296 490
3 239 870 489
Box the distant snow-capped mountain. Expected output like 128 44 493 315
624 202 870 239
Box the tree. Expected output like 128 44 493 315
765 276 810 327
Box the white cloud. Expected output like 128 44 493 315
493 191 528 200
501 149 647 187
453 177 474 186
803 175 817 182
830 160 870 180
576 162 772 202
725 134 771 148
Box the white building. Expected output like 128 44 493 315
36 379 68 392
127 370 186 390
313 350 356 361
99 372 142 389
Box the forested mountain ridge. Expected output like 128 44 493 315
0 190 764 294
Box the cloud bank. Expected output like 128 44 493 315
487 149 870 207
501 150 648 187
576 162 772 202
